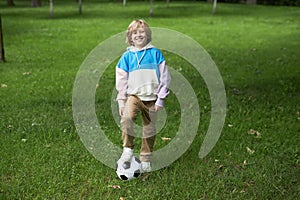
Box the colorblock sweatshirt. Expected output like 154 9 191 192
116 43 171 108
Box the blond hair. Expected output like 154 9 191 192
126 19 152 46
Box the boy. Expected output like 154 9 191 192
116 19 171 173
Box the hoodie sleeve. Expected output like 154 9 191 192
155 60 171 107
116 67 128 108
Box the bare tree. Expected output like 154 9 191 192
123 0 170 16
150 0 153 17
7 0 15 6
50 0 54 17
78 0 82 15
213 0 217 14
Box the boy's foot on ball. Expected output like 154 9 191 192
120 147 133 162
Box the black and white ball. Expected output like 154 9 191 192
116 156 142 181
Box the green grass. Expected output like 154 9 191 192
1 0 300 199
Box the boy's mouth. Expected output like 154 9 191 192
135 36 144 41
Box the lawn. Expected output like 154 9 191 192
0 0 299 199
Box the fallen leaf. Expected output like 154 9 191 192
120 197 125 200
108 185 121 189
23 72 31 75
231 88 241 95
1 84 7 88
161 137 171 141
31 122 41 127
248 129 261 138
246 147 255 155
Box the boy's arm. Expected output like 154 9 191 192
156 60 171 107
116 67 128 110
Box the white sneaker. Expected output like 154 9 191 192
141 162 151 173
120 147 133 162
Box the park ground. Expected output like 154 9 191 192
0 0 299 199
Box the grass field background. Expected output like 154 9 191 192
0 0 299 199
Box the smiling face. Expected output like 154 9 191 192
131 28 148 49
126 19 152 48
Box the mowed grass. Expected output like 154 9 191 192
0 0 300 199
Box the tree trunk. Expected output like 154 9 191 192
31 0 41 7
78 0 82 15
0 15 5 62
150 0 153 17
50 0 54 18
213 0 217 15
7 0 15 6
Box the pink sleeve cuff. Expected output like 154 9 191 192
155 98 164 108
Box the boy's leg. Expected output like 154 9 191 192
120 95 140 149
140 101 157 163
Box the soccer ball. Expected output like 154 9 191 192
116 156 142 181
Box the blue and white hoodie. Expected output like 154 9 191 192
116 43 171 108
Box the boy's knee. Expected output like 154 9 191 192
143 124 156 138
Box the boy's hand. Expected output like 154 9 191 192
154 105 162 112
